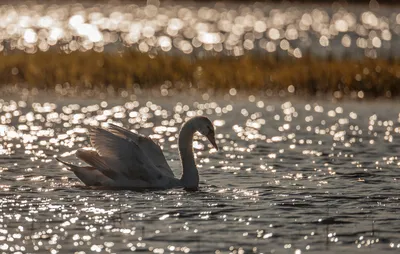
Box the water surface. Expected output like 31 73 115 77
1 1 399 58
0 94 399 253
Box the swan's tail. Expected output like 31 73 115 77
56 158 113 186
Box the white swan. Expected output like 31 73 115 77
57 116 218 190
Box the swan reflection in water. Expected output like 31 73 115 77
57 116 218 191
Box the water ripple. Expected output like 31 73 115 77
0 95 400 253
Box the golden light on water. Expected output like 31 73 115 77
1 1 400 252
1 94 400 252
0 2 397 57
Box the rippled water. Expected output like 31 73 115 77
1 1 399 58
1 94 400 253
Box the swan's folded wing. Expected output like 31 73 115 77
107 123 174 177
89 127 165 181
56 158 114 186
75 149 118 180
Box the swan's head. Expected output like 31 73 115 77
192 116 218 151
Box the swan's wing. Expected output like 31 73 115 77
89 127 166 182
56 158 114 186
75 149 119 180
107 123 174 177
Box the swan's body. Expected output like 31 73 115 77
57 116 218 190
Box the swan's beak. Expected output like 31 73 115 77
207 133 218 151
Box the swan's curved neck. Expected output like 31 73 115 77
179 120 199 189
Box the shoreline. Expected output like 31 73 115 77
1 83 399 104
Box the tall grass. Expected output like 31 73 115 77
0 50 399 98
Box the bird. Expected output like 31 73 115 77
56 116 218 190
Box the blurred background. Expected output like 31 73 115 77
0 0 399 98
